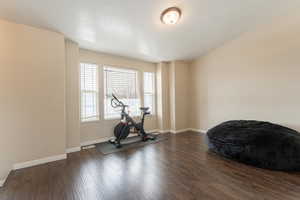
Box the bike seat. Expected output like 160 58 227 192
140 107 150 112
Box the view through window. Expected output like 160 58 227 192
104 66 140 119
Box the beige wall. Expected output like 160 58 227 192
169 62 176 131
65 40 80 148
79 49 158 143
156 62 170 131
190 13 300 132
0 20 66 180
168 61 190 131
173 61 190 131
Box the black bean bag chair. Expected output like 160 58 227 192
206 120 300 171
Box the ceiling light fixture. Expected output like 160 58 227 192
161 7 181 25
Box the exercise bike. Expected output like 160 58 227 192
109 93 156 148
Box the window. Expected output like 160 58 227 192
144 72 155 114
104 66 140 119
80 63 99 122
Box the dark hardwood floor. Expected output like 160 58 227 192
1 131 300 200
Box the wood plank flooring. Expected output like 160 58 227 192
1 131 300 200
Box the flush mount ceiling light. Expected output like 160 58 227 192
161 7 181 25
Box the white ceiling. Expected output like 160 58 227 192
0 0 299 62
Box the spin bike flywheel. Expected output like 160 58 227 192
114 122 130 139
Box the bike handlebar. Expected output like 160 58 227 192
111 93 128 108
112 93 118 102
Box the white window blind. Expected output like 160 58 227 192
144 72 155 114
80 63 99 122
104 66 140 119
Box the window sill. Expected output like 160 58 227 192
81 119 100 124
104 117 121 121
81 115 156 123
104 116 140 121
104 114 156 121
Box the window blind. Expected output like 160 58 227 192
144 72 155 114
104 67 140 119
80 63 99 122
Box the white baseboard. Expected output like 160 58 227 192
167 128 208 134
172 128 192 134
189 128 207 134
168 128 191 134
66 146 81 154
158 130 171 133
0 171 10 187
147 129 159 133
82 144 96 150
13 154 67 170
0 179 5 187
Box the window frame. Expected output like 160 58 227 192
80 62 100 123
143 71 156 116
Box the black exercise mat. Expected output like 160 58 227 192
96 133 168 154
